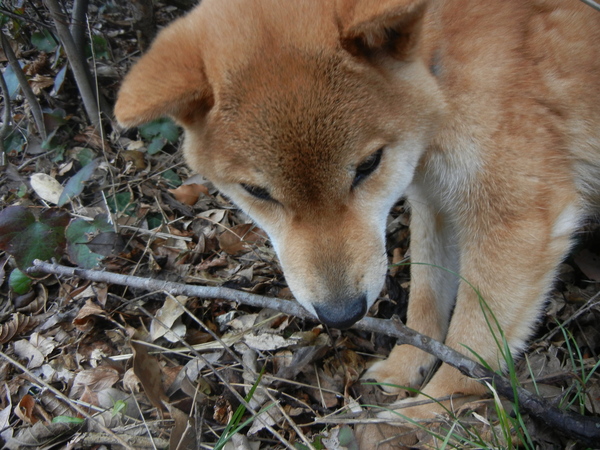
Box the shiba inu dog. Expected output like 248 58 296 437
115 0 600 420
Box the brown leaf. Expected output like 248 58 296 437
15 394 37 424
166 403 195 450
0 314 39 344
30 75 54 95
121 150 147 170
131 340 168 411
4 421 79 450
168 183 209 206
70 366 120 398
218 223 268 255
213 396 232 425
73 299 106 332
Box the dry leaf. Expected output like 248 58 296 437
30 173 64 204
168 183 208 206
166 403 196 450
70 366 120 398
30 74 54 95
218 223 268 255
15 394 37 424
131 341 168 411
213 396 232 425
150 295 188 342
73 299 106 332
0 314 39 344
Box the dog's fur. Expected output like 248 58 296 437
115 0 600 419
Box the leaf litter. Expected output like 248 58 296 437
0 2 599 449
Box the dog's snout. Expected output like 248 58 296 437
314 295 367 329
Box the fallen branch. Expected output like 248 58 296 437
30 259 600 446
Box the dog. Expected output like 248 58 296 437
115 0 600 421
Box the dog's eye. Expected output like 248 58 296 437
352 148 383 188
241 184 274 201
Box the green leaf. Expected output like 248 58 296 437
87 35 110 59
112 400 127 416
3 62 24 99
138 118 180 143
0 206 69 275
146 212 163 230
31 29 58 52
58 159 99 206
106 192 135 215
71 147 96 166
162 169 182 188
66 215 114 269
147 136 167 155
9 268 33 294
3 130 25 154
338 426 359 450
52 416 85 424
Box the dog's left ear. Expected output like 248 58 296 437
114 16 212 128
337 0 429 59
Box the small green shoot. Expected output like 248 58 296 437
214 365 274 450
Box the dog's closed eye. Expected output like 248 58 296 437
241 184 274 202
352 148 383 189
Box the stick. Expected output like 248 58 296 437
30 260 600 445
43 0 102 131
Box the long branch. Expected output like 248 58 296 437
30 259 600 446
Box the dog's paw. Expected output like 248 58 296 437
363 345 437 393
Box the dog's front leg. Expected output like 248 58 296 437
365 186 459 394
378 191 580 421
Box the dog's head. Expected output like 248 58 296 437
115 0 444 328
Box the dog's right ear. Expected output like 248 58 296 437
337 0 429 59
114 19 212 128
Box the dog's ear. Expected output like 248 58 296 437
337 0 429 59
114 20 212 128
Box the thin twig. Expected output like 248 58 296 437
1 32 47 140
43 0 102 131
580 0 600 12
30 259 600 446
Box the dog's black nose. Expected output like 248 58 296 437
314 295 367 329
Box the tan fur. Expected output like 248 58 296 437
115 0 600 420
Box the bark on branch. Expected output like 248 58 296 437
30 259 600 446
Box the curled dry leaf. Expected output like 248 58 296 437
73 299 107 332
15 394 37 425
168 183 209 206
13 333 56 369
150 295 188 342
123 368 141 393
0 313 39 345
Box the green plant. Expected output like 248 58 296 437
214 365 274 450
